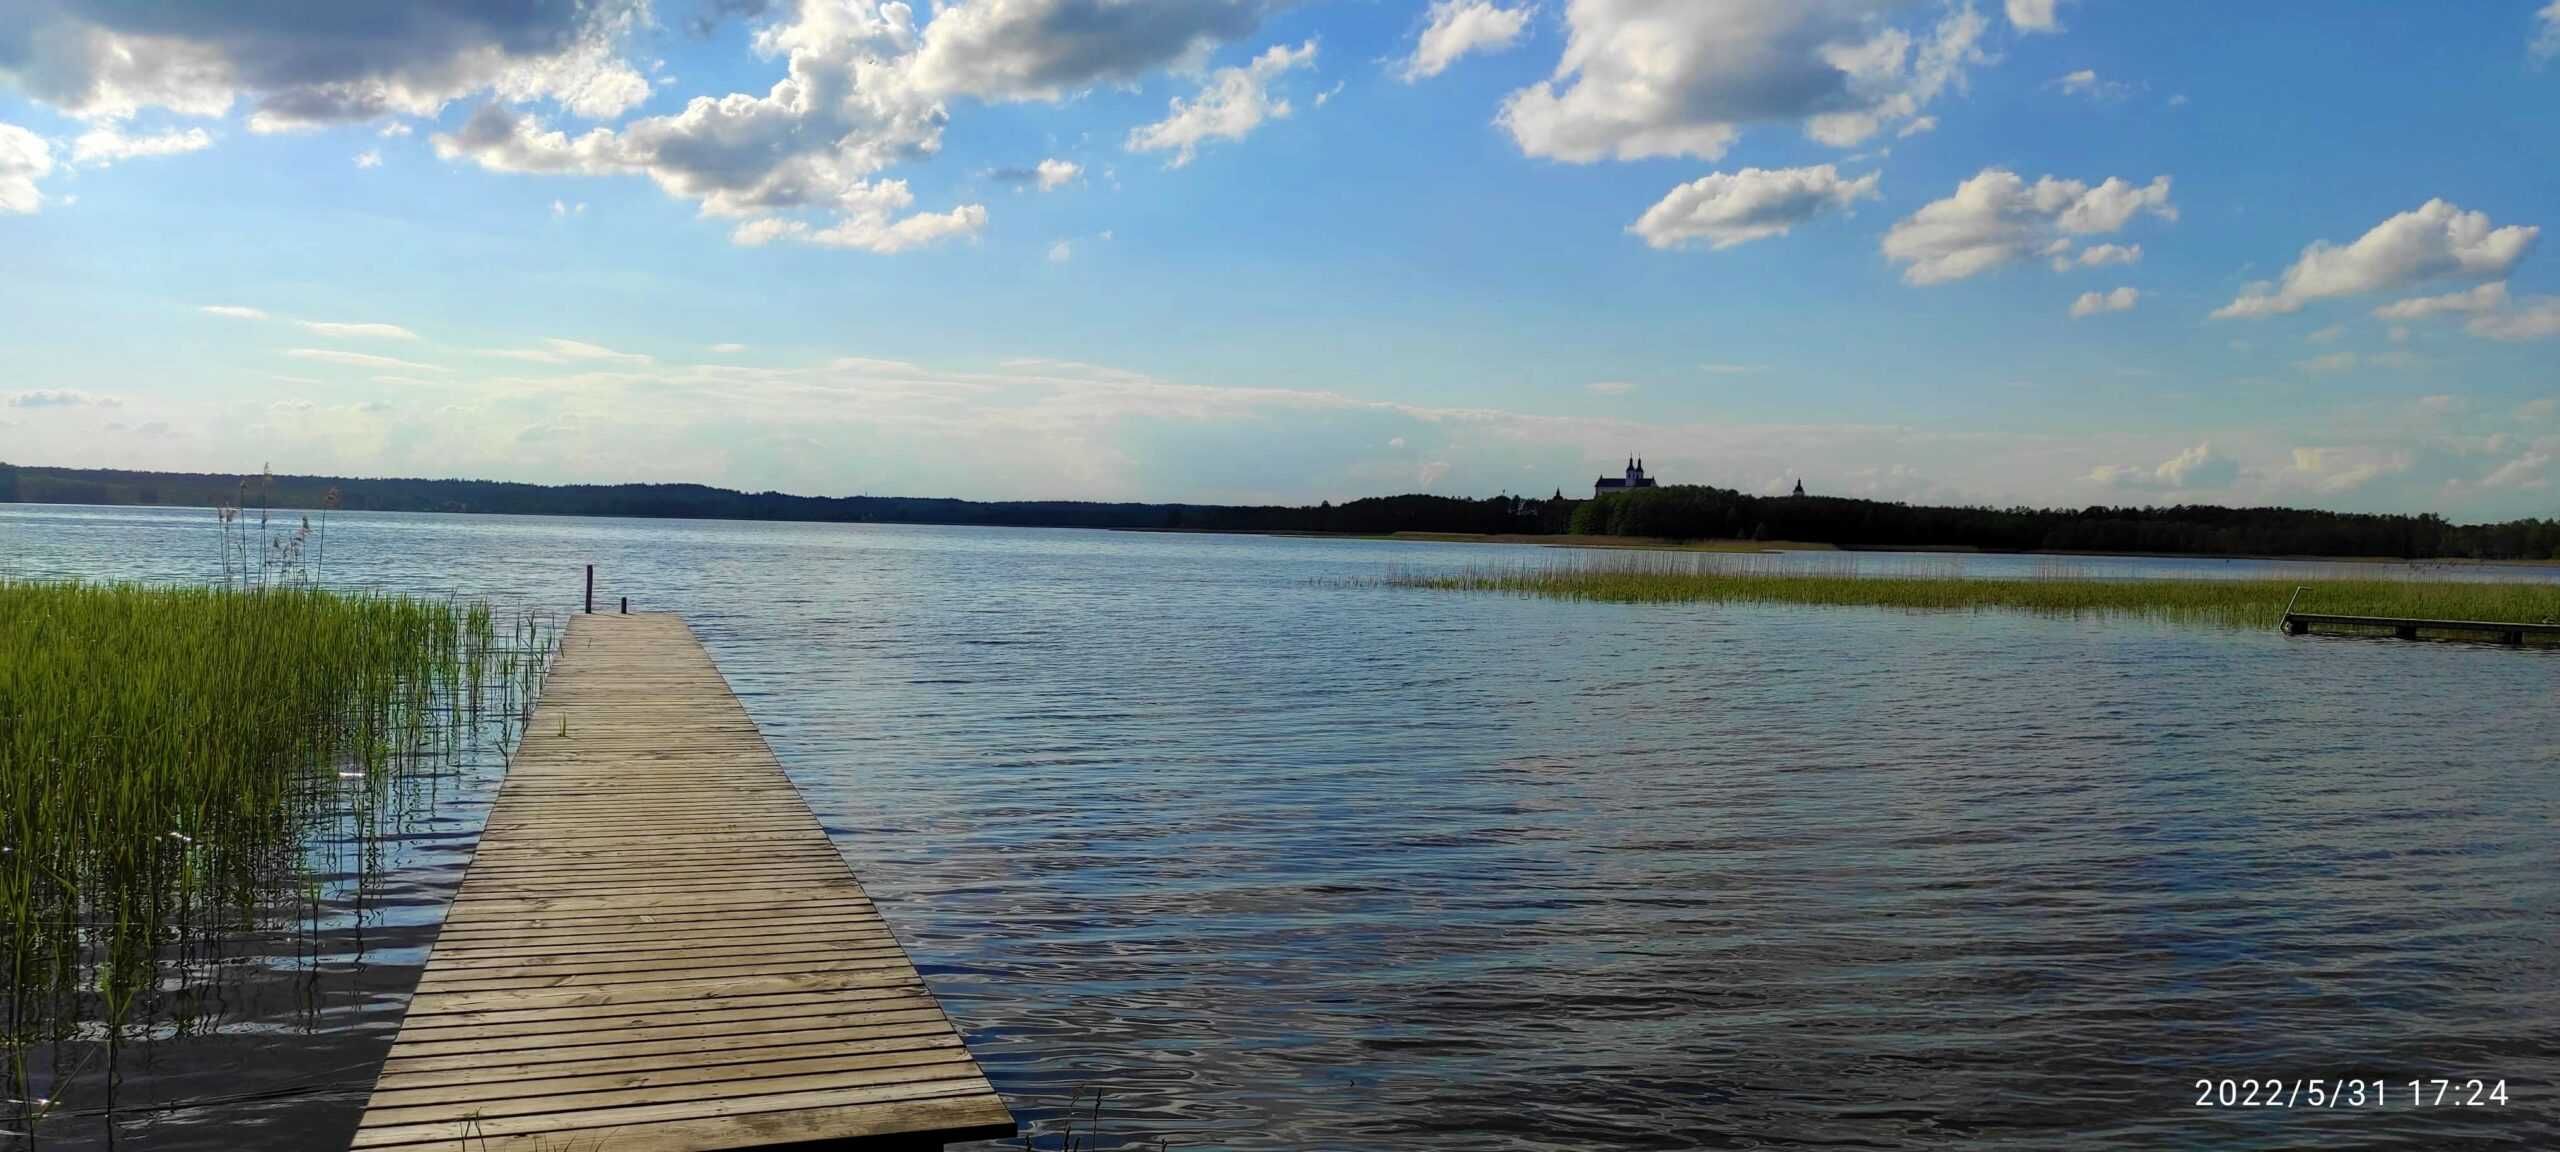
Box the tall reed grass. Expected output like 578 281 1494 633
1383 554 2560 634
0 581 554 1130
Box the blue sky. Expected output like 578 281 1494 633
2 1 2556 517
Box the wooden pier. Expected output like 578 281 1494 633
352 613 1013 1151
2283 609 2560 645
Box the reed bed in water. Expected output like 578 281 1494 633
1383 554 2560 633
0 580 553 1120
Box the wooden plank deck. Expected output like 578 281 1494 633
2284 610 2560 643
353 612 1013 1152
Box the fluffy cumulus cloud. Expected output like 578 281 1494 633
2006 0 2064 34
903 0 1271 101
0 0 650 129
2366 280 2560 343
2537 1 2560 64
1403 1 1533 82
1882 168 2175 284
1630 164 1881 251
2089 441 2235 490
435 1 1289 248
2056 241 2139 271
1127 39 1316 167
2214 199 2538 318
1500 0 1986 164
0 123 50 213
2069 285 2137 318
433 4 985 252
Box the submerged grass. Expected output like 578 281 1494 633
1384 555 2560 634
0 580 554 1130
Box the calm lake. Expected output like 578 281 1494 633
5 503 2558 1150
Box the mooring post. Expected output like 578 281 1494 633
585 565 594 615
620 596 628 615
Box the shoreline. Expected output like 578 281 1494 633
1134 527 2560 569
10 497 2555 569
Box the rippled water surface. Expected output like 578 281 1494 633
6 504 2559 1150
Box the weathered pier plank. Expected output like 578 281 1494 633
2283 610 2560 645
353 613 1012 1151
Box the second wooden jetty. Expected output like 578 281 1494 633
2283 609 2560 645
351 612 1013 1151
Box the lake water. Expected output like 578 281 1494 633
4 503 2558 1150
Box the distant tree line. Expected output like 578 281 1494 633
0 464 1564 536
1572 485 2560 560
6 463 2553 559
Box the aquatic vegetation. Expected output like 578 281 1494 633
0 581 554 1131
1383 555 2560 635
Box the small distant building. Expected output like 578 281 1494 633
1792 479 1806 497
1595 457 1659 495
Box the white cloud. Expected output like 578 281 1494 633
2052 241 2141 271
1 1 650 129
2283 445 2407 495
1896 115 1936 138
7 388 121 409
2054 68 2131 101
2296 351 2359 374
1499 0 1985 163
710 343 748 354
1315 80 1344 107
433 5 980 254
2537 1 2560 64
2069 286 2139 318
1036 157 1081 190
301 321 420 341
1630 164 1881 251
2006 0 2065 33
2469 296 2560 342
2369 280 2560 342
2372 280 2509 320
1403 1 1533 83
379 122 414 138
200 304 267 320
354 148 382 169
1586 380 1635 395
904 0 1270 102
284 348 446 372
1047 239 1073 263
70 126 213 166
2089 441 2235 490
1128 40 1317 167
486 338 652 366
0 123 52 213
2482 450 2552 490
1883 169 2176 284
2214 199 2539 318
2306 324 2346 344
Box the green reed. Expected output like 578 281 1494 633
1382 554 2560 633
0 581 553 1127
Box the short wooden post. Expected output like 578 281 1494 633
620 596 628 615
584 565 594 614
